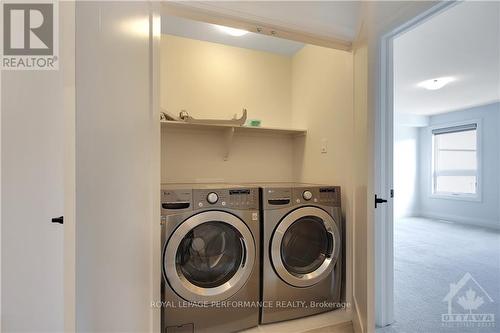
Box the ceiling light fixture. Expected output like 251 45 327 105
215 25 249 37
418 77 455 90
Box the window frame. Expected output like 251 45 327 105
429 119 482 202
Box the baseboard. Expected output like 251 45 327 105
416 212 500 230
303 320 353 333
352 298 363 333
248 310 352 333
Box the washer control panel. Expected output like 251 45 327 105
193 188 258 210
293 186 341 207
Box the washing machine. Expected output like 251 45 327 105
161 184 260 333
260 183 343 324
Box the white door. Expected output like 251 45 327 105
2 70 65 332
352 39 375 333
1 3 75 331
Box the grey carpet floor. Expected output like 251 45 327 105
377 217 500 333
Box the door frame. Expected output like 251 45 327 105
375 0 459 327
158 4 355 331
62 2 76 331
161 1 352 51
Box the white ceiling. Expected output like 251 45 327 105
162 14 305 56
171 1 361 42
394 1 500 116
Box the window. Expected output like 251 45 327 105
432 122 479 199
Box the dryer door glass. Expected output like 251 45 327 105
176 221 243 288
281 216 329 275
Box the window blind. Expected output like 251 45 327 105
432 123 477 136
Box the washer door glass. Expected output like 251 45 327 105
281 216 329 275
176 221 243 288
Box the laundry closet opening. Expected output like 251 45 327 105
158 6 355 333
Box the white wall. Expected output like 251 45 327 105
291 44 354 194
161 34 292 128
76 2 159 332
393 113 428 218
418 102 500 228
291 43 354 305
394 112 429 127
160 34 296 184
160 37 355 188
162 128 295 184
394 125 419 218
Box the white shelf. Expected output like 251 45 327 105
161 120 306 135
161 121 307 160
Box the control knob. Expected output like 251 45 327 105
303 190 313 201
207 192 219 204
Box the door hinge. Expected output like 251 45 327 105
375 195 388 208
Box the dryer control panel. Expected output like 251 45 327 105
261 187 293 210
161 189 192 213
292 186 341 207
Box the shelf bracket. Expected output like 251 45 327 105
223 127 235 161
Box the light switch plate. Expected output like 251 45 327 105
321 138 328 154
